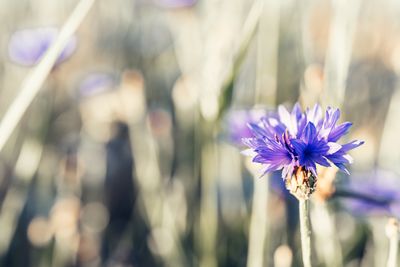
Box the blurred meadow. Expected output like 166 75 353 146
0 0 400 266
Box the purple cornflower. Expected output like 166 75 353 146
78 72 117 99
335 169 400 219
8 27 77 67
153 0 197 8
226 109 266 146
242 103 363 199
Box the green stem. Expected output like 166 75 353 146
299 199 312 267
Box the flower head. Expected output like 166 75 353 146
242 103 363 199
8 27 77 67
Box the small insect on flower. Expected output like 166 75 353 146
8 27 77 67
242 103 363 200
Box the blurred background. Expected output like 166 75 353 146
0 0 400 266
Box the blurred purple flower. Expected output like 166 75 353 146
226 109 266 146
78 72 117 98
8 27 77 67
154 0 197 8
335 169 400 219
242 103 363 180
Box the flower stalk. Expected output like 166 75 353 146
299 199 312 267
287 168 313 267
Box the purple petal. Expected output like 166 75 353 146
78 73 116 98
325 107 340 128
326 153 353 174
253 155 269 164
341 140 364 152
278 105 297 136
226 109 267 145
314 156 331 167
319 107 340 138
8 27 77 67
248 123 268 138
291 103 303 121
282 162 296 179
327 142 342 154
154 0 197 8
328 122 352 142
241 149 255 157
290 139 306 153
242 138 263 149
303 122 317 142
306 104 322 125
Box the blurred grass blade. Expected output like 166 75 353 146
247 1 280 266
246 175 269 267
0 0 96 152
321 0 361 108
0 139 44 255
218 0 264 119
121 72 186 267
311 202 343 267
255 0 279 106
378 89 400 172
